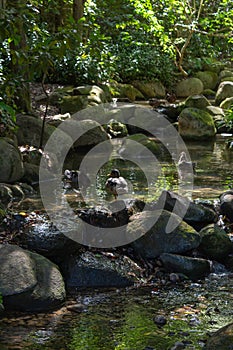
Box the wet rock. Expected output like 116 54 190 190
160 253 211 280
178 107 216 140
170 341 186 350
153 315 167 327
156 190 217 231
205 322 233 350
0 244 66 312
62 251 142 289
129 210 201 259
199 224 233 262
219 190 233 223
24 221 82 263
0 138 24 183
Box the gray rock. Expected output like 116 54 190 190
0 138 24 183
160 253 211 280
215 81 233 105
0 245 37 296
0 244 66 312
129 210 201 258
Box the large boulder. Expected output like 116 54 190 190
63 119 110 148
62 251 142 289
178 107 216 140
215 81 233 106
16 114 73 150
195 71 218 90
0 138 24 183
160 253 211 280
175 78 203 97
198 224 233 262
129 210 201 259
132 80 166 98
156 191 217 231
0 244 66 312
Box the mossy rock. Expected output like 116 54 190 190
219 70 233 80
195 71 218 90
132 80 166 98
129 210 201 258
178 107 216 140
203 61 225 74
184 94 211 109
107 81 144 101
121 133 161 157
175 78 203 97
199 224 233 261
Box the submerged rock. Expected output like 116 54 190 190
129 210 201 258
0 244 66 312
160 253 211 280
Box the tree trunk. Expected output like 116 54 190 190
73 0 86 40
6 0 31 112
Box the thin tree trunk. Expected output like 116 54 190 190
7 0 31 112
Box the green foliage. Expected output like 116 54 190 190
0 0 232 110
0 101 17 137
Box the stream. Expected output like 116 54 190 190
0 134 233 350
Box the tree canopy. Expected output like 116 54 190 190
0 0 232 111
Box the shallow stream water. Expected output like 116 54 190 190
1 134 233 350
